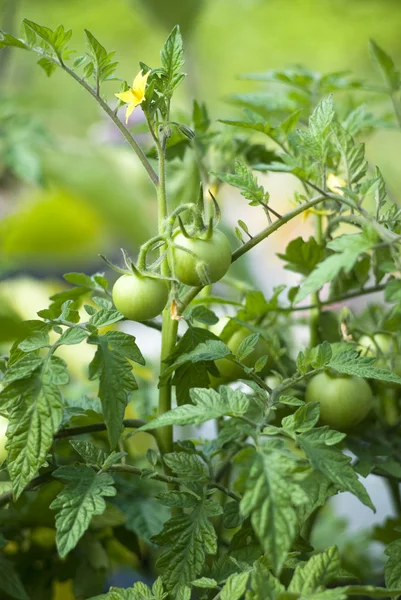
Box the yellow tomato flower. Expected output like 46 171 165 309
327 173 345 196
115 69 150 123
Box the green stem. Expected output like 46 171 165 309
231 196 327 262
158 311 178 455
156 136 179 457
54 419 145 439
23 45 159 187
385 477 401 517
0 463 240 509
309 213 323 347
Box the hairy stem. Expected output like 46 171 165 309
309 213 323 347
54 419 146 439
385 478 401 517
156 137 178 456
0 463 240 509
231 196 327 262
23 45 159 187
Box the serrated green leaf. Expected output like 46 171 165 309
163 452 207 480
190 305 219 326
84 30 118 88
192 577 218 588
279 395 305 407
37 56 57 76
298 430 374 510
295 231 376 304
4 353 43 383
370 39 400 92
237 333 260 361
141 386 250 430
70 440 107 466
18 320 50 352
0 555 29 600
23 19 72 60
297 470 338 524
282 403 320 433
51 464 116 558
240 446 308 573
331 121 367 186
160 25 185 93
247 560 285 600
220 572 249 600
89 309 124 328
385 539 401 589
277 237 325 276
212 159 267 206
7 379 62 498
102 331 145 365
152 497 219 592
88 335 137 448
116 497 168 544
0 31 28 50
57 327 88 346
289 546 340 593
328 350 401 384
46 355 70 385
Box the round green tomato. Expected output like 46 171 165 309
359 333 401 379
172 229 231 286
358 334 393 357
211 318 271 383
112 273 168 322
305 371 373 431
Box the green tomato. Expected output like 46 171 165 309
359 334 401 418
305 371 373 431
112 273 168 322
211 317 271 382
358 334 393 357
172 229 232 286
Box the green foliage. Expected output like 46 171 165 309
152 495 220 592
2 17 401 600
51 465 116 557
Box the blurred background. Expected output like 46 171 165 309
1 0 401 586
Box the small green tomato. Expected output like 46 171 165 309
172 229 232 287
305 370 373 431
210 317 271 383
112 273 168 322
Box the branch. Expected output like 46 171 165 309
22 45 159 187
54 419 146 439
231 195 327 262
0 472 54 509
277 283 387 313
0 461 240 508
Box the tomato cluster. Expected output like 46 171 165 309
112 228 231 322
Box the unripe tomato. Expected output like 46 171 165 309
359 333 401 420
211 317 271 382
358 334 393 357
112 274 168 322
305 371 373 431
172 229 231 286
359 333 401 379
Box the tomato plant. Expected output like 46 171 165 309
2 19 401 600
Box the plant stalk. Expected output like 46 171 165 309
156 137 178 456
309 213 323 347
